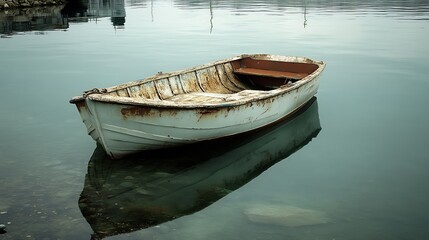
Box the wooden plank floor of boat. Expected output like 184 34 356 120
167 90 269 104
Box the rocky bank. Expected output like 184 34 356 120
0 0 67 10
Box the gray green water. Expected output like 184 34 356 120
1 0 429 239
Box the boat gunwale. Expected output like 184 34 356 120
70 54 325 109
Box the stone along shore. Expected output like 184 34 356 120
0 0 67 10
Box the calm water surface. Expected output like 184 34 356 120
1 0 429 239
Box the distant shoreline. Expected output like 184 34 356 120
0 0 67 10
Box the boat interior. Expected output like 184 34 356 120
104 57 320 104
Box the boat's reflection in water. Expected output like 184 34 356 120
79 97 321 239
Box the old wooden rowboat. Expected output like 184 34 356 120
69 54 325 159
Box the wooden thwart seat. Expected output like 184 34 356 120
234 67 307 80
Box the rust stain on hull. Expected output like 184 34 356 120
121 106 179 119
197 107 228 121
75 101 86 113
121 107 155 119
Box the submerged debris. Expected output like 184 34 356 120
244 204 330 227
